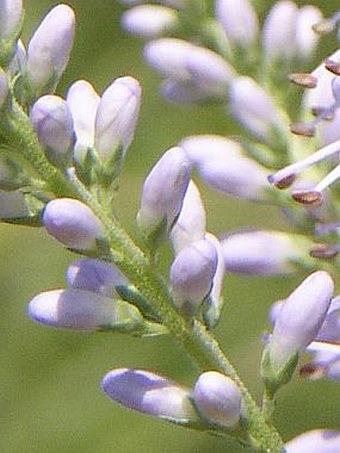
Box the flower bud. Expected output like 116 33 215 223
220 230 313 275
170 181 206 254
137 146 190 247
26 4 75 94
193 371 242 428
267 271 333 371
66 80 100 164
285 430 340 453
94 76 141 163
67 258 127 298
170 238 218 317
295 6 323 59
102 368 196 422
122 5 177 38
144 38 234 102
262 1 298 61
43 198 103 250
229 76 284 141
215 0 259 47
0 0 23 40
181 135 268 200
28 288 142 331
30 95 74 167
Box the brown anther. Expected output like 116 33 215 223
300 362 325 379
309 243 338 259
325 59 340 76
292 189 323 206
311 106 334 121
290 122 315 137
289 73 318 89
272 173 296 189
312 19 335 35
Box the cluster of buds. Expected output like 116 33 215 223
102 368 243 430
2 0 340 451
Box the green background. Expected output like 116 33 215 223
1 1 339 452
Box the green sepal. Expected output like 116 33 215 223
97 298 144 333
201 294 224 329
115 284 161 322
260 344 299 398
139 215 168 251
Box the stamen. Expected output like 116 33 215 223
309 243 339 259
292 189 322 206
300 362 326 379
272 173 296 189
311 106 334 121
289 73 318 89
268 139 340 186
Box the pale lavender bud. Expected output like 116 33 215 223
137 147 190 245
170 238 218 316
28 289 142 330
144 39 234 99
170 181 206 254
262 1 298 61
94 77 141 162
0 68 8 107
215 0 259 47
295 6 323 59
229 76 284 141
285 430 340 453
0 0 23 40
26 4 75 92
0 190 29 218
43 198 103 250
30 95 74 166
66 80 100 164
268 271 333 370
67 258 127 298
193 371 242 428
180 135 268 200
221 230 313 275
122 5 177 38
102 368 196 422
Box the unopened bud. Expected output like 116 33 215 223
137 147 190 248
26 4 75 94
30 95 74 167
67 258 127 297
43 198 103 250
122 5 177 38
170 238 218 317
28 288 142 331
94 76 141 163
193 371 242 428
102 368 196 422
0 0 23 40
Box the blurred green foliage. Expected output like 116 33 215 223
1 1 339 452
